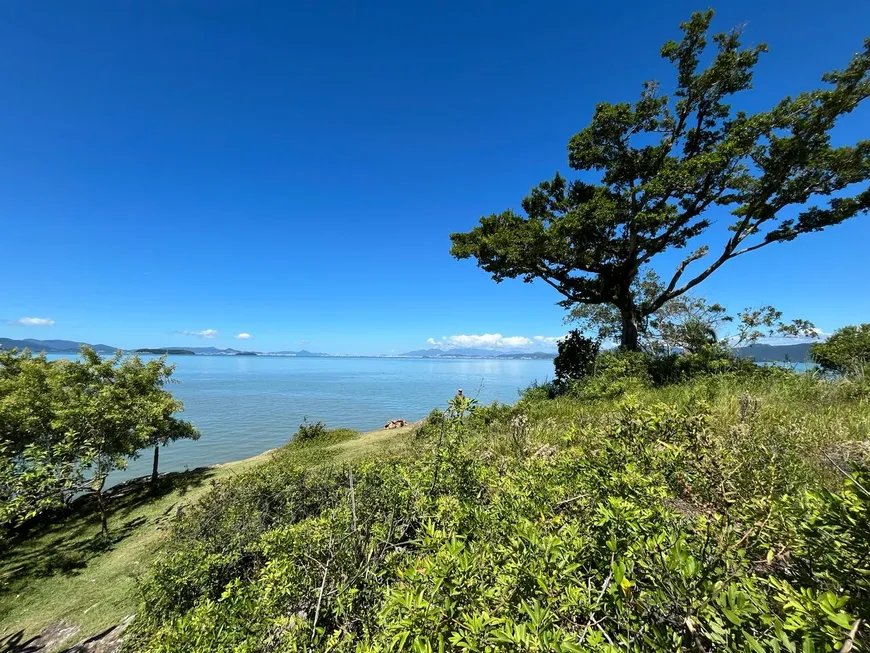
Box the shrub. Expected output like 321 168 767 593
646 345 759 386
126 379 869 652
519 379 563 401
415 407 445 438
554 330 600 384
811 323 870 376
571 349 653 399
295 418 328 442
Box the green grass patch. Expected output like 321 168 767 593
0 466 221 650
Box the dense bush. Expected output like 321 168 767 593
812 323 870 376
645 345 760 386
124 375 870 652
554 330 600 384
569 349 653 399
295 418 328 442
414 407 446 438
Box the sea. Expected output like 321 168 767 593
45 354 555 486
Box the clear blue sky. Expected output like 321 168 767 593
1 0 868 354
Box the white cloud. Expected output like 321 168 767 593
426 333 562 351
235 333 252 340
7 317 55 326
179 329 219 339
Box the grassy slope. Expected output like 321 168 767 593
124 372 870 650
0 424 417 651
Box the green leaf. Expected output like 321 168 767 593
826 611 853 629
745 633 766 653
721 608 743 627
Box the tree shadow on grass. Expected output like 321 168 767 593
0 620 127 653
0 630 42 653
0 466 217 596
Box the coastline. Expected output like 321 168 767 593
0 420 422 649
210 419 421 472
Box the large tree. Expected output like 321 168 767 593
450 11 870 350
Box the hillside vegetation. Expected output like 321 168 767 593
124 362 870 652
0 424 419 650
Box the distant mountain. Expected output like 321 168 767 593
402 344 813 362
495 351 555 360
159 347 330 356
402 348 493 357
135 348 196 355
733 342 814 362
401 348 556 359
0 337 119 354
159 346 242 355
1 339 336 357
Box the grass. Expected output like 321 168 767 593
330 421 417 461
0 424 414 651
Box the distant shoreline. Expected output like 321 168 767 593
5 337 817 363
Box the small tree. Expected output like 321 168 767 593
450 11 870 350
730 306 817 348
811 324 870 375
553 331 600 383
113 356 200 488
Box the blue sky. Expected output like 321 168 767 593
1 0 868 354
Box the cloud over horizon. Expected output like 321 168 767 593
179 329 219 339
426 333 563 351
235 333 252 339
7 317 55 326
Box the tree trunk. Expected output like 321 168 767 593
151 445 160 487
95 487 108 536
620 306 641 351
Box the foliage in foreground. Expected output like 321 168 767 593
126 370 870 651
0 346 198 533
812 323 870 376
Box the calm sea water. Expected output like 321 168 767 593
47 355 555 485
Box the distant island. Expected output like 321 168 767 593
0 337 817 362
156 346 330 357
134 348 196 356
732 342 813 363
400 348 556 360
401 344 817 362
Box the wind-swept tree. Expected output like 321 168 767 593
450 11 870 350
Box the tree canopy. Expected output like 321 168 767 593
811 323 870 375
566 271 816 355
0 346 198 533
450 10 870 350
